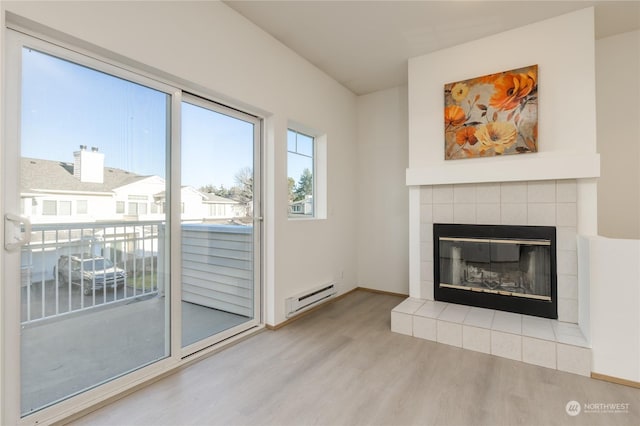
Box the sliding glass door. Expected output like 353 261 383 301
180 96 260 352
2 30 261 422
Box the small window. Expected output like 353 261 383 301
77 200 88 214
138 203 148 215
128 202 138 216
42 200 57 215
287 129 314 218
150 203 158 214
116 201 125 214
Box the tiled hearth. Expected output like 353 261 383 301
391 298 591 376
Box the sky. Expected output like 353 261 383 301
21 47 256 189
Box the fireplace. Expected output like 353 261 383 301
434 223 557 319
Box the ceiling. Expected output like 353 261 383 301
224 0 640 95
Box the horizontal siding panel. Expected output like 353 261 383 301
182 274 253 296
183 282 252 308
182 260 252 280
182 236 251 252
180 224 254 317
182 252 251 272
182 269 252 289
181 244 252 262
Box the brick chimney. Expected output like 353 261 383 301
73 145 105 183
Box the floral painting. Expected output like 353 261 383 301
444 65 538 160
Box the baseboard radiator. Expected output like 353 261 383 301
285 283 337 318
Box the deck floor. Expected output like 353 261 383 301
21 296 248 415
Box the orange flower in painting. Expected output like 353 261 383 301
489 72 536 111
474 122 518 154
444 105 466 127
456 126 478 146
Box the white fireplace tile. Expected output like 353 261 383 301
420 261 433 283
556 180 577 202
463 325 491 354
453 203 476 224
553 321 589 347
557 299 579 326
437 320 463 347
557 227 577 251
557 344 591 376
420 242 433 262
557 203 577 227
528 203 556 226
433 203 454 223
522 316 555 341
463 307 495 329
392 298 425 315
523 337 556 369
420 205 433 224
420 222 433 245
413 316 437 341
491 311 522 334
420 281 434 301
420 186 433 204
433 185 454 204
557 274 578 299
438 304 471 323
501 182 527 203
476 203 501 225
557 250 578 275
501 203 527 225
491 330 522 361
390 312 413 336
415 300 448 319
476 183 501 203
528 181 556 203
453 184 477 204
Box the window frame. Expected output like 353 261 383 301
287 128 315 219
286 123 327 220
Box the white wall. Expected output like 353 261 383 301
407 7 599 188
596 30 640 239
356 86 409 295
1 1 358 326
586 236 640 382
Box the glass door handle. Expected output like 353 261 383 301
4 213 31 252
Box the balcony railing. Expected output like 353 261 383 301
21 221 162 325
21 221 254 326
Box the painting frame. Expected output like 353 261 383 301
444 64 538 160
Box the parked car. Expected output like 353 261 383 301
54 254 127 295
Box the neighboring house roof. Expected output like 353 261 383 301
203 192 238 204
21 157 148 194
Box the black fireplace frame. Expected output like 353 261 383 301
433 223 557 319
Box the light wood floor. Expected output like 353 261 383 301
71 290 639 426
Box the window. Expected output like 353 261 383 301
287 129 314 217
128 202 138 216
116 201 125 214
76 200 88 214
42 200 56 215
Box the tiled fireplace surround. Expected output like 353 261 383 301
392 179 591 376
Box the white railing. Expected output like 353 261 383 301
21 221 162 325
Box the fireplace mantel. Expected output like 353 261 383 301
406 152 600 187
